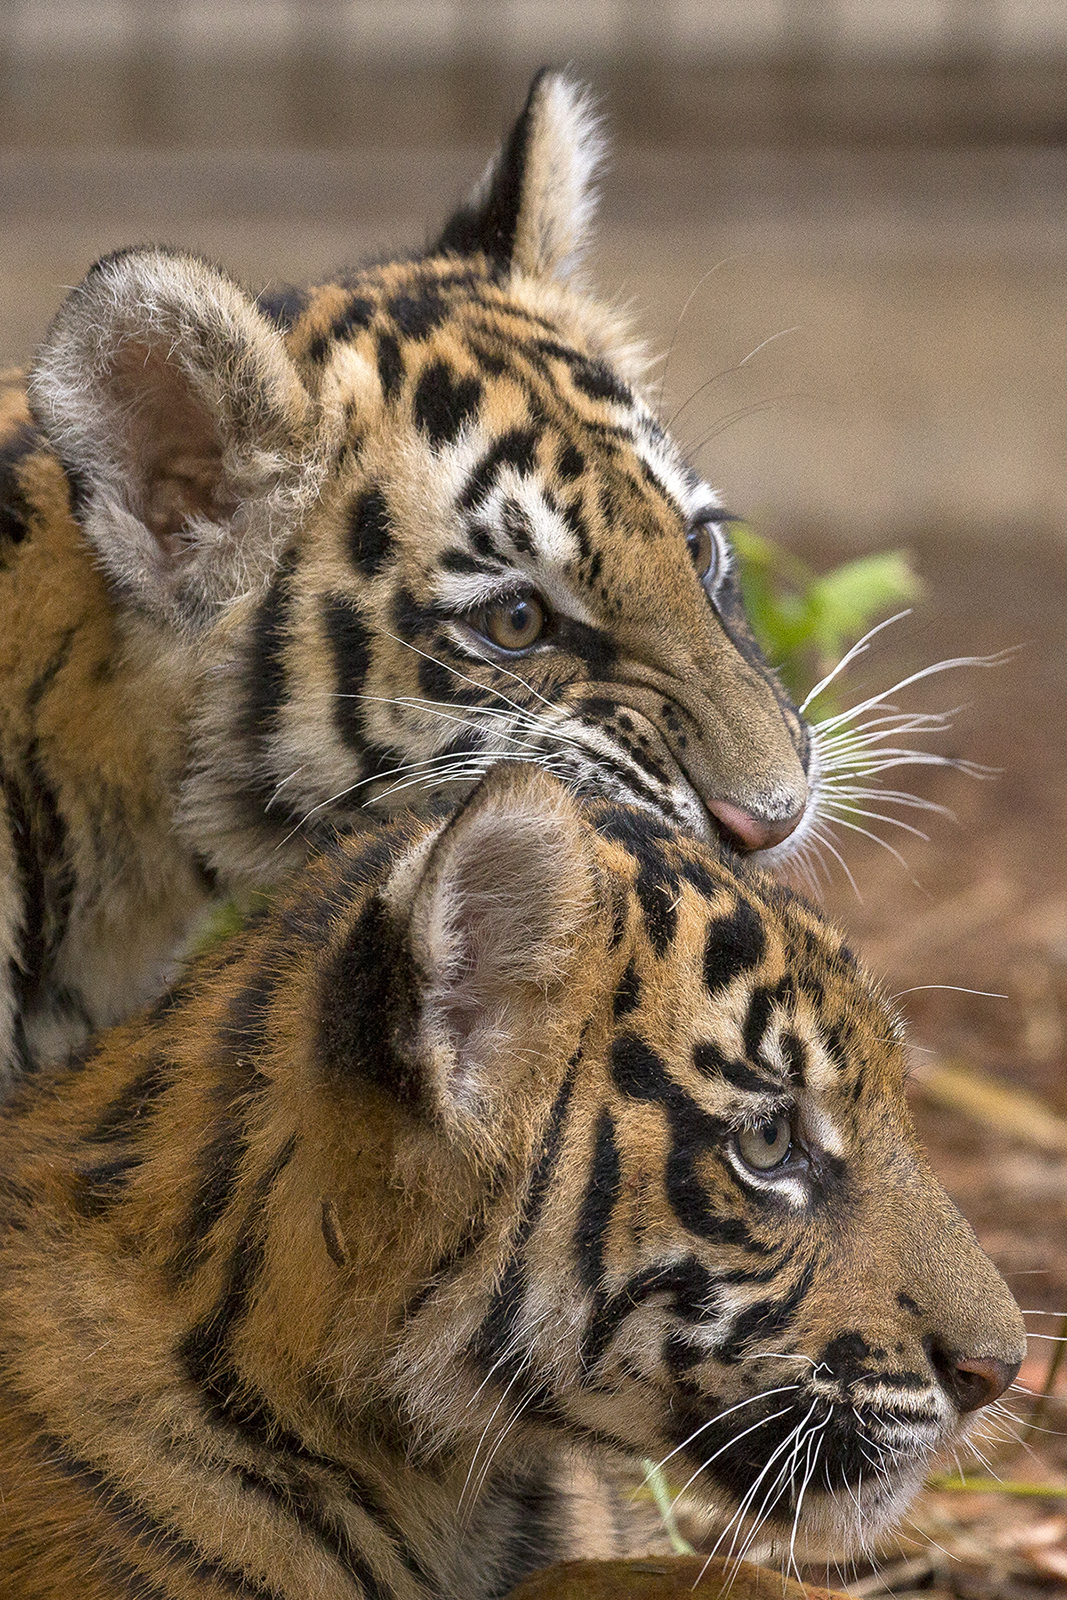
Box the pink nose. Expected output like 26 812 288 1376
706 798 803 853
940 1353 1021 1414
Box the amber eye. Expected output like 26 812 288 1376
478 592 547 652
686 521 719 583
734 1116 793 1173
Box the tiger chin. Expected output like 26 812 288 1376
0 68 812 1093
0 765 1024 1597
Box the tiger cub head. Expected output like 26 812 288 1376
27 72 810 888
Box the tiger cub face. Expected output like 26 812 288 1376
26 70 808 898
0 767 1023 1593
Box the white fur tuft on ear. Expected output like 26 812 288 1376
388 766 595 1126
512 72 606 280
28 247 328 630
436 71 606 283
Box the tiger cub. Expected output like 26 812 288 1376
0 765 1024 1599
0 70 811 1091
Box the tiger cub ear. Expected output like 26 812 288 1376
387 764 597 1130
435 69 604 281
28 246 324 629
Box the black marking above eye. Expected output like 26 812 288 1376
414 361 483 450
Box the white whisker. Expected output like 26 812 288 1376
812 649 1016 732
799 612 912 714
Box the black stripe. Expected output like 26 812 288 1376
581 1255 719 1371
180 1133 297 1397
715 1243 798 1288
553 617 618 677
559 497 592 560
416 643 472 704
32 1428 283 1598
466 337 508 377
154 1354 427 1597
2 740 74 1018
224 1451 407 1600
742 976 794 1064
84 1057 171 1145
633 859 679 960
780 1030 807 1085
501 496 533 553
391 585 449 640
413 361 482 450
717 1256 819 1364
610 1034 769 1254
224 963 283 1059
348 485 395 578
322 592 374 759
612 960 640 1019
377 331 404 401
703 899 766 996
241 549 295 750
675 853 721 901
235 546 303 831
171 1107 252 1283
591 802 674 852
455 428 539 513
73 1153 144 1217
471 1060 578 1376
573 1107 619 1293
441 547 501 577
400 1209 493 1325
568 742 677 820
693 1039 775 1096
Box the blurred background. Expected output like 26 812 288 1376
2 5 1067 1590
1 1 1066 539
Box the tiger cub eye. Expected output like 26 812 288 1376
686 521 718 582
482 593 546 651
735 1115 793 1172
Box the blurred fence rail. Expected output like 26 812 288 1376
2 0 1067 147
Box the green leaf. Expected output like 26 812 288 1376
804 552 922 657
731 522 922 705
